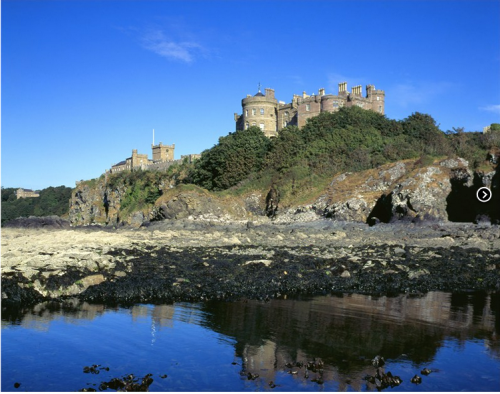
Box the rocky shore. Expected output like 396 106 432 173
2 219 500 306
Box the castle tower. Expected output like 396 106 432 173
130 149 149 169
152 142 175 162
235 85 278 137
366 84 385 114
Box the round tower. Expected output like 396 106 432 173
366 84 385 115
241 87 278 137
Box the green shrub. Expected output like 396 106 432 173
189 127 270 190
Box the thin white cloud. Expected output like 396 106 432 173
287 75 305 86
141 29 202 63
479 104 500 114
390 81 455 108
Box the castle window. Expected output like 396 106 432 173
283 121 288 127
252 108 256 116
333 101 339 108
259 123 265 130
284 111 289 120
306 104 310 111
252 122 256 127
245 109 248 116
260 108 264 115
378 105 382 113
377 96 380 101
245 122 249 129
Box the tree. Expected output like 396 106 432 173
265 126 306 171
190 127 271 190
490 123 500 131
401 112 450 156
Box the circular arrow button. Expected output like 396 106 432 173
476 187 492 203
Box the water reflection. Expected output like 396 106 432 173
200 291 500 390
2 291 499 391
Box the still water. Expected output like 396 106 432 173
2 292 500 391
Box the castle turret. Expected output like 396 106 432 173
366 84 385 114
236 85 278 137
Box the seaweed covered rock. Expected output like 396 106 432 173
3 215 70 229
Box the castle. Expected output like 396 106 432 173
109 141 201 174
106 82 384 174
110 142 176 173
234 82 385 137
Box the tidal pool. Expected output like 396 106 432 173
2 291 500 391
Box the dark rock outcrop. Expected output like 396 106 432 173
154 189 249 222
265 186 280 218
3 215 70 229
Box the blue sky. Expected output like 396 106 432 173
2 0 500 190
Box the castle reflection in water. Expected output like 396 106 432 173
3 291 499 389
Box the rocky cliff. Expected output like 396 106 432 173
69 158 499 227
69 177 258 227
276 157 498 224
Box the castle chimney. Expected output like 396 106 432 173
319 88 325 96
265 88 275 99
338 82 348 94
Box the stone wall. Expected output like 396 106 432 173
147 160 180 172
277 103 298 129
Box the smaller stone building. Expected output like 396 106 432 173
108 141 198 174
181 154 201 163
110 149 152 173
16 188 40 199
